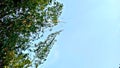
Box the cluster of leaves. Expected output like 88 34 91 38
0 0 63 67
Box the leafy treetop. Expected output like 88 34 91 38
0 0 63 67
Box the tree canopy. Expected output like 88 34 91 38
0 0 63 67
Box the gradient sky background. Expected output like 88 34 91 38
40 0 120 68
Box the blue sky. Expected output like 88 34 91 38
40 0 120 68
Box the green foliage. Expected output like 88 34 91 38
0 0 63 67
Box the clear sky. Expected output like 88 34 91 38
40 0 120 68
